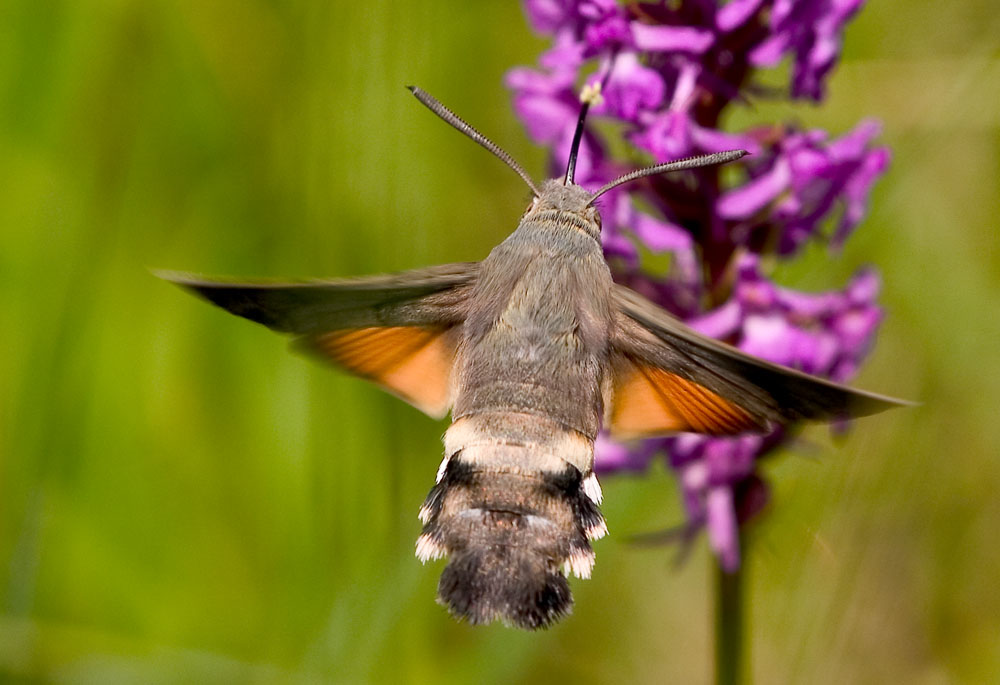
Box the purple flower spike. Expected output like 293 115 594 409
593 53 666 121
512 0 888 571
505 35 581 144
718 121 890 255
707 486 739 571
717 0 767 32
717 158 792 219
631 23 715 54
524 0 574 33
750 0 866 99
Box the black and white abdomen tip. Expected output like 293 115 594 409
416 421 606 630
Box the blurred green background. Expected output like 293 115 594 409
2 1 998 682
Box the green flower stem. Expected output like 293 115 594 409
715 537 747 685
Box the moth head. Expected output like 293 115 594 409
524 180 603 234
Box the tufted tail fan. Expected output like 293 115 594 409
416 457 606 629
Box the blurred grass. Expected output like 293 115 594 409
1 1 998 683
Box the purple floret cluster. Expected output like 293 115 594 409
508 0 888 570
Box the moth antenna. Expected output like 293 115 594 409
408 86 541 197
564 83 604 186
587 150 748 204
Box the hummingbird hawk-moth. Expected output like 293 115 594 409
159 86 907 630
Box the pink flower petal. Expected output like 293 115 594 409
631 23 714 53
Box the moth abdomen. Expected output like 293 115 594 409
416 414 605 629
437 533 572 630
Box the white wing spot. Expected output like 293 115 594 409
582 472 603 505
561 547 595 579
417 503 435 525
415 533 446 563
586 518 608 541
434 455 450 484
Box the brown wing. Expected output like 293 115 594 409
607 283 910 437
305 326 458 418
158 263 478 418
608 354 763 438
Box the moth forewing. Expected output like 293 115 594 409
157 264 479 417
608 284 912 424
